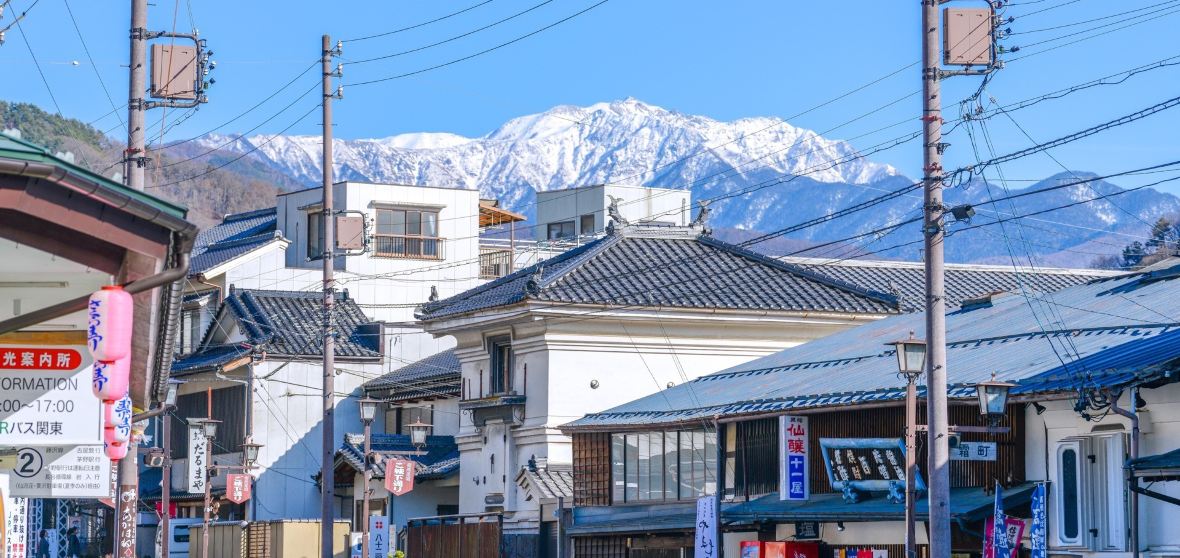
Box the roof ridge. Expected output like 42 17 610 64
222 207 277 222
695 235 900 308
533 233 625 291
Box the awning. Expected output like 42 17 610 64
569 502 698 536
726 483 1037 524
1129 447 1180 481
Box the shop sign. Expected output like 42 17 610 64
187 424 208 494
1029 483 1047 558
819 438 924 502
779 416 809 501
694 495 717 558
794 521 821 540
951 441 997 461
385 458 415 496
227 474 251 504
1 478 29 558
7 445 112 498
369 515 389 558
0 345 101 445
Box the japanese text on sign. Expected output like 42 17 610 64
369 515 390 557
779 415 809 501
8 445 113 498
385 458 415 496
951 441 997 461
0 345 101 445
227 474 252 504
695 495 717 558
187 425 208 494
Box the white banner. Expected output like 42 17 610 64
187 424 208 494
695 496 717 558
952 441 997 461
369 515 390 558
779 415 809 501
7 445 112 498
0 344 101 445
1 475 29 558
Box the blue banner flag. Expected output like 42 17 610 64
1030 483 1047 558
994 482 1011 558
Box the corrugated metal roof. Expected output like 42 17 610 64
724 483 1036 524
336 433 459 481
418 225 901 321
1128 447 1180 473
364 349 460 402
566 267 1180 430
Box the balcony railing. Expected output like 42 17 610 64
374 234 444 260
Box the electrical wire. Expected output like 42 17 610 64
343 0 498 43
61 0 126 136
9 1 61 116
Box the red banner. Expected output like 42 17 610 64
0 348 81 370
384 458 415 496
226 474 252 504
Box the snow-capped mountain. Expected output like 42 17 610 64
192 98 896 215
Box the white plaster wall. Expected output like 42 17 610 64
534 184 691 240
1026 382 1180 554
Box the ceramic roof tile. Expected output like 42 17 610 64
364 349 460 402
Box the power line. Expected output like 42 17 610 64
343 0 498 43
347 0 611 87
1010 0 1180 34
61 0 126 135
9 1 61 116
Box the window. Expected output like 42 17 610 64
1054 435 1128 551
374 208 442 259
546 220 575 240
396 405 433 435
579 214 596 236
487 336 513 395
611 430 716 503
307 211 324 258
178 306 203 354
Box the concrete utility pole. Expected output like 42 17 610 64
921 0 951 556
126 0 147 191
161 415 172 557
320 33 339 558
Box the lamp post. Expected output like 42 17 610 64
407 419 432 449
199 419 220 558
358 398 381 558
975 373 1015 426
888 334 926 558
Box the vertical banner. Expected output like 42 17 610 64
368 515 390 558
2 478 30 558
695 495 718 558
187 424 207 494
779 415 809 501
384 458 415 496
1030 483 1047 558
226 474 252 504
992 484 1010 558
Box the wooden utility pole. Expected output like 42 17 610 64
320 33 339 558
921 1 951 556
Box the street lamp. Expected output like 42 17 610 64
241 438 263 468
976 373 1015 426
407 419 432 448
358 397 382 558
199 419 220 558
887 333 926 558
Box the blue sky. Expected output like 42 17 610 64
1 0 1178 192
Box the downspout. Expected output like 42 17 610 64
1110 387 1140 558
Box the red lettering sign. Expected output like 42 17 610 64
384 458 415 496
0 348 82 370
226 474 252 504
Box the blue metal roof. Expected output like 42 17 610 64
336 434 459 481
724 483 1036 524
364 349 460 402
566 267 1180 430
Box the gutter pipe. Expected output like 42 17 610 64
1111 387 1142 558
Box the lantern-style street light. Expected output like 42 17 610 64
241 438 263 468
887 333 925 558
407 419 432 448
358 397 382 558
976 373 1015 426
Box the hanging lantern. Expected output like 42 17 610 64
103 395 134 444
105 442 128 461
87 286 134 362
92 358 130 400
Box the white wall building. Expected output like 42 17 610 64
533 184 691 241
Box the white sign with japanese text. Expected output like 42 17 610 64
0 345 101 445
187 424 208 494
369 515 390 558
7 445 112 498
2 475 30 558
695 495 718 558
779 415 809 501
952 441 997 461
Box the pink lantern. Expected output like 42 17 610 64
103 395 133 444
92 358 130 400
87 285 134 362
105 442 128 461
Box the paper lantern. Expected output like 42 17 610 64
87 286 133 362
105 442 128 461
103 395 133 444
92 359 130 400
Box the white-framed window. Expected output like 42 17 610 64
1053 434 1128 551
374 207 442 259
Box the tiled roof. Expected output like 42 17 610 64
364 349 460 402
189 208 279 276
418 225 900 321
784 257 1114 311
172 289 380 370
515 462 573 502
565 266 1180 430
336 433 459 481
171 343 252 374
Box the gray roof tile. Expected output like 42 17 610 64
364 349 460 402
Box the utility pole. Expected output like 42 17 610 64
921 0 951 556
126 0 147 190
161 415 172 557
320 33 340 558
